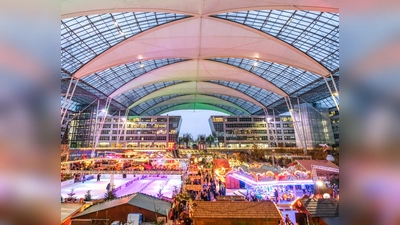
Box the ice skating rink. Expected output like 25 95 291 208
61 175 182 200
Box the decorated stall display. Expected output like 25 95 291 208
294 170 311 180
277 171 295 181
213 159 232 183
151 155 181 170
256 171 276 182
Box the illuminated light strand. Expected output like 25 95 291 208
230 173 314 186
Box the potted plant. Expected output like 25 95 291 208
84 190 92 203
67 189 76 202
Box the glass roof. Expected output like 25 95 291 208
81 58 187 96
263 76 339 113
210 58 320 95
60 9 339 115
132 94 187 115
212 10 339 72
113 81 187 111
208 80 282 107
132 93 256 115
61 12 190 74
61 78 98 102
207 103 248 116
315 96 339 108
61 96 80 112
145 103 240 116
207 94 261 114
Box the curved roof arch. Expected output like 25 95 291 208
131 93 261 115
141 94 251 115
74 16 328 79
113 81 187 108
61 0 339 19
207 94 263 114
81 58 187 96
125 81 265 109
109 59 287 98
208 80 283 107
154 103 236 116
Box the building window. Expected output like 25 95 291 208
239 117 252 122
227 118 238 122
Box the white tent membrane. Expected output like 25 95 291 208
74 17 328 79
141 94 251 115
127 81 265 109
61 0 339 19
156 103 234 116
109 59 287 98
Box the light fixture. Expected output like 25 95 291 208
316 180 324 187
253 61 258 67
101 109 106 113
140 64 144 68
333 92 339 96
114 21 118 26
120 31 124 36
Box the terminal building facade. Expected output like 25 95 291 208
209 104 334 148
67 108 182 149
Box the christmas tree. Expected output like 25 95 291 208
61 124 70 162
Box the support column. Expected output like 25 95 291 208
223 117 227 147
272 109 279 147
297 98 308 154
116 110 121 148
263 107 278 148
91 99 101 153
324 75 340 112
91 97 112 158
166 115 170 149
285 97 306 155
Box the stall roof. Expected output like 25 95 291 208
74 193 171 217
191 201 282 219
295 198 339 218
295 160 338 172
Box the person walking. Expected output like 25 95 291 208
81 174 86 183
285 214 294 225
97 173 101 182
274 188 279 203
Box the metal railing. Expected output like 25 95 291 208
61 170 184 175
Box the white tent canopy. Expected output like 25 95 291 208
109 59 287 98
62 0 339 19
74 17 328 79
142 94 251 115
127 81 265 109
